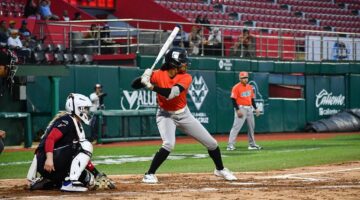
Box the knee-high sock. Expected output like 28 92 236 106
147 147 170 174
208 146 224 170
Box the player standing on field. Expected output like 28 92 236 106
139 47 237 183
227 71 262 151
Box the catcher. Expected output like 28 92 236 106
27 93 115 192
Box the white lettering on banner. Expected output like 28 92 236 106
189 75 209 110
319 108 340 116
315 89 345 108
218 59 232 71
121 90 157 110
193 112 209 124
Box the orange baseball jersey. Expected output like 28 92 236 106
230 83 254 106
150 70 192 111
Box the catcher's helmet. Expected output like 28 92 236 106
164 47 189 69
65 93 92 125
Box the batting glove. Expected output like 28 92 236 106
141 69 151 84
142 68 153 77
141 76 153 89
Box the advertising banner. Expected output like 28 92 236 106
306 36 360 61
306 76 346 122
187 70 217 133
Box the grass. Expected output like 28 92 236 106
0 134 360 179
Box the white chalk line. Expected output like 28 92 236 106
261 167 360 181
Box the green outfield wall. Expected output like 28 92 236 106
1 57 360 145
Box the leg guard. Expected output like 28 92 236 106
79 169 95 188
27 155 38 182
69 140 93 181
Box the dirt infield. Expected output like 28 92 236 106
1 161 359 200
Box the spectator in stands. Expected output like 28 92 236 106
0 130 5 154
19 20 31 39
62 10 70 21
202 15 211 24
74 12 82 20
239 29 254 58
201 15 211 30
207 27 221 46
7 29 23 49
100 24 111 39
213 3 223 12
7 29 31 61
7 21 18 37
22 34 37 51
188 26 202 55
230 36 242 57
89 84 107 143
205 27 222 56
100 23 116 54
229 12 238 21
172 24 189 48
0 21 9 45
39 0 59 20
19 20 36 50
24 0 38 18
85 24 99 40
195 15 203 24
84 24 100 54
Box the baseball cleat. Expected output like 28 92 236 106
214 168 237 181
61 181 88 192
226 145 236 151
142 173 158 184
29 177 54 190
248 145 263 150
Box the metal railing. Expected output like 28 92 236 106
34 18 360 62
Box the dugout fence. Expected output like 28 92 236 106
0 112 32 148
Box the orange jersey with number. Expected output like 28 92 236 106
150 70 192 111
230 83 254 106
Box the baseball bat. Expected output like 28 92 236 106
131 26 180 89
150 26 180 70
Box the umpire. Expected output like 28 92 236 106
0 130 5 154
89 84 107 142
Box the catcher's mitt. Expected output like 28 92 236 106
131 76 145 89
92 173 116 190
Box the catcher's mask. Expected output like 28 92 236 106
65 93 93 125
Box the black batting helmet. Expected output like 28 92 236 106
164 47 189 69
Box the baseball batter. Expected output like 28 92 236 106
140 47 237 183
227 71 262 151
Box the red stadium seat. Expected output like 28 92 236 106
45 53 55 64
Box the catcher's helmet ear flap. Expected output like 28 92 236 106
165 47 189 69
65 93 93 125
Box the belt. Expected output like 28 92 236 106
164 107 186 114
